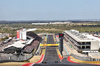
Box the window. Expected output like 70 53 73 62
86 42 91 45
82 42 85 45
82 46 85 49
86 46 90 49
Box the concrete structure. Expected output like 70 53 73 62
64 30 99 53
85 34 100 48
17 30 20 39
21 31 26 40
17 28 37 40
88 53 100 61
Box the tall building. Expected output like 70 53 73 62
17 30 20 39
17 29 26 40
17 28 37 40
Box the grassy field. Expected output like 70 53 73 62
0 22 100 34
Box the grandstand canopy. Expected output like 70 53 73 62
26 28 37 32
5 40 26 48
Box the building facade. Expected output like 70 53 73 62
64 30 99 53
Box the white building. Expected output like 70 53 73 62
32 23 48 25
64 30 99 53
17 28 37 40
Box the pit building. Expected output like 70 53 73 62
64 30 99 53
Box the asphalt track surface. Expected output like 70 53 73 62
42 35 60 64
33 35 98 66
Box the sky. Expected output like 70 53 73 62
0 0 100 21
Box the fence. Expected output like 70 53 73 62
0 53 33 62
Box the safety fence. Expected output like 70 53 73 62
0 53 33 62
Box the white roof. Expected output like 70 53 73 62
26 28 37 32
86 35 100 41
64 30 96 42
86 35 100 47
5 40 26 48
26 39 33 44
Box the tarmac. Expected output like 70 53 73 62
33 35 99 66
42 35 61 64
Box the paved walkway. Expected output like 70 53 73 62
70 56 100 65
63 40 87 57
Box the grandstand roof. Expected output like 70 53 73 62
27 31 38 38
5 40 26 48
26 28 37 32
26 39 33 44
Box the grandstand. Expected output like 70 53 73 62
27 31 38 38
3 31 42 54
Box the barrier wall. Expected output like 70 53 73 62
0 53 33 63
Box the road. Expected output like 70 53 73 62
33 35 99 66
42 35 60 64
